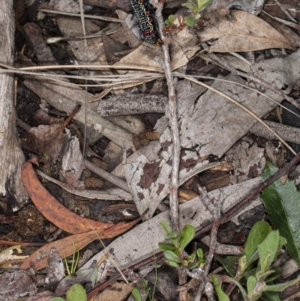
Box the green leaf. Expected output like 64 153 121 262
247 276 257 296
168 260 180 268
166 230 181 243
160 221 172 236
258 231 280 273
244 221 272 262
244 251 260 272
261 162 300 266
216 255 239 277
179 224 195 251
185 16 197 27
261 291 281 301
66 284 87 301
256 270 276 282
198 0 213 11
197 248 204 260
163 250 181 263
229 278 249 300
158 243 177 252
212 276 230 301
50 298 65 301
168 15 176 24
262 277 300 292
182 2 196 10
131 287 142 301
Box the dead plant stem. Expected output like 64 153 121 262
151 0 180 232
195 188 221 301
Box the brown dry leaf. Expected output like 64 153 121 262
197 9 294 52
20 218 139 270
21 122 64 164
93 282 135 301
21 159 134 234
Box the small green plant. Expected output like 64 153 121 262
182 0 213 26
131 280 151 301
213 221 300 301
158 221 205 270
165 14 177 27
50 283 87 301
131 248 158 301
64 247 80 275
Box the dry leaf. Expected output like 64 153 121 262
20 218 140 270
60 132 84 189
93 282 135 301
21 159 133 234
197 9 294 52
21 123 64 164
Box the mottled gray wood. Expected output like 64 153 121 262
0 1 28 206
97 93 167 116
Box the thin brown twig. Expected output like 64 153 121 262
151 0 180 231
195 187 222 301
84 159 130 192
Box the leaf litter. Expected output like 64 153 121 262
2 0 300 299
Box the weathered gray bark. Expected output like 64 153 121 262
0 1 28 207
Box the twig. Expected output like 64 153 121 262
195 186 222 301
274 0 297 22
36 169 122 200
84 159 130 192
151 0 180 231
38 8 124 23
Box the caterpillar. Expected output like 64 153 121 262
130 0 162 45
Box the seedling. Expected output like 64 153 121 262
64 246 80 276
182 0 213 26
158 221 205 270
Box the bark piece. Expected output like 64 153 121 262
0 0 28 206
23 22 59 65
0 271 37 300
97 94 167 116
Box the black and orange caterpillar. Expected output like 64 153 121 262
130 0 162 45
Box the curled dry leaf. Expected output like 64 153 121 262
197 9 294 52
20 218 140 270
21 159 130 234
